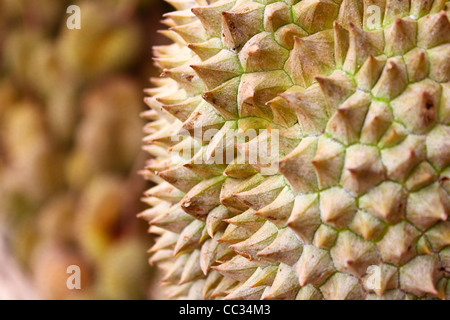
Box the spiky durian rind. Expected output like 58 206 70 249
143 0 450 300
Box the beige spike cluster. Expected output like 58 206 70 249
142 0 450 300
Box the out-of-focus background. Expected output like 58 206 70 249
0 0 170 299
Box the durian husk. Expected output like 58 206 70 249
144 0 450 300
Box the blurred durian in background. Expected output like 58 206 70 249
0 0 168 299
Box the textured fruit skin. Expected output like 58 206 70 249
0 0 152 299
144 0 450 300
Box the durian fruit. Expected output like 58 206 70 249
0 0 157 299
143 0 450 300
